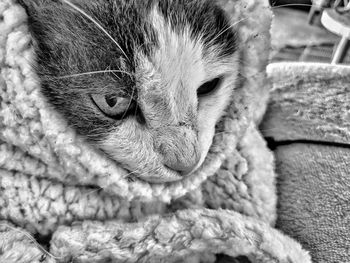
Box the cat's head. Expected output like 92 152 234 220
20 0 239 183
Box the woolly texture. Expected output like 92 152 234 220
0 0 311 262
262 62 350 262
262 62 350 144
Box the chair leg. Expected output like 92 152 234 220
332 35 350 64
308 5 319 25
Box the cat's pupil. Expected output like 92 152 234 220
197 77 221 96
105 95 118 108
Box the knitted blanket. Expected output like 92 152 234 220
0 0 311 262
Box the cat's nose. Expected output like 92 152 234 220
160 142 201 175
155 127 201 176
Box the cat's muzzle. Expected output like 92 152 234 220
154 126 201 176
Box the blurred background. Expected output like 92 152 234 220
269 0 350 64
270 0 312 10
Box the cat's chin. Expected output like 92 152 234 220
128 164 199 184
135 166 186 184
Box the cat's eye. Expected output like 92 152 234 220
197 77 222 96
91 94 135 119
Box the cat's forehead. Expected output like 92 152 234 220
134 0 238 87
143 7 204 86
108 0 237 61
22 0 237 96
136 0 237 58
153 0 237 58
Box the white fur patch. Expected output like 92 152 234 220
102 8 239 182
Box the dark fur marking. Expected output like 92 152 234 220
19 0 159 140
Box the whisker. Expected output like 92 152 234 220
105 65 121 80
84 165 161 196
110 71 121 80
211 2 302 47
55 70 132 79
209 17 249 47
126 165 161 179
218 3 315 40
60 0 129 61
270 3 314 9
219 3 315 39
0 223 66 261
84 187 103 196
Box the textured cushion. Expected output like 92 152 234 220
275 144 350 262
262 62 350 262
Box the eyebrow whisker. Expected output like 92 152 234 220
211 17 248 45
271 3 313 9
55 70 133 79
60 0 130 62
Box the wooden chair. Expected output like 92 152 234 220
308 0 332 24
321 5 350 63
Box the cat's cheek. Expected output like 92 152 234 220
99 120 155 169
97 120 182 182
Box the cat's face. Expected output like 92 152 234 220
21 0 239 183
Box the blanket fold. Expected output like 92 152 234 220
50 209 309 263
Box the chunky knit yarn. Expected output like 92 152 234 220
0 0 311 262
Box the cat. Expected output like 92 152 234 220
19 0 239 183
